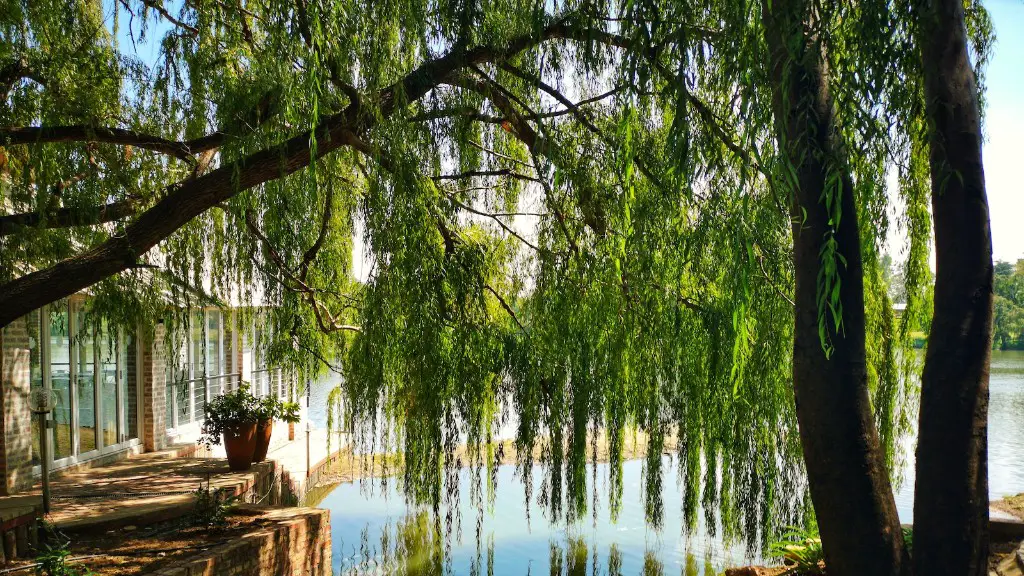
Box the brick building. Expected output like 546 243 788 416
0 300 295 494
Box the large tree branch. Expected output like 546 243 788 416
0 200 138 237
1 57 45 99
0 18 606 328
0 125 223 163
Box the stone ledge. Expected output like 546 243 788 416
994 540 1024 576
51 460 279 535
150 505 331 576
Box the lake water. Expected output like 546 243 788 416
310 351 1024 575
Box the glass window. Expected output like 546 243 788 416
49 304 72 460
253 324 266 396
73 304 96 454
98 322 118 448
165 358 176 428
191 311 206 418
206 311 222 397
167 330 190 427
27 311 41 466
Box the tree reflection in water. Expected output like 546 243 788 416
338 511 718 576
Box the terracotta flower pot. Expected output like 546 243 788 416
223 422 258 471
252 419 274 463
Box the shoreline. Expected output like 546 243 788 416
305 432 678 498
993 493 1024 521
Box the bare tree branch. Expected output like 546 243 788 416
447 73 590 246
0 126 223 163
242 210 361 334
409 106 504 124
0 200 137 237
443 192 546 255
484 284 526 332
498 62 671 194
432 169 540 183
297 184 336 281
141 0 199 35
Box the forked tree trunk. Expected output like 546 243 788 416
762 1 908 574
912 0 994 573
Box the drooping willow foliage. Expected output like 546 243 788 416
0 0 992 554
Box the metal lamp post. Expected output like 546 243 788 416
305 379 311 478
29 388 57 514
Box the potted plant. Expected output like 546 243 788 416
252 396 301 463
199 385 260 471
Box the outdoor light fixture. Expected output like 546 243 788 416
29 388 57 514
306 380 312 478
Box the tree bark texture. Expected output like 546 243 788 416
762 1 908 574
913 0 993 573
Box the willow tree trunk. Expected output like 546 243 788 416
912 0 994 573
762 1 908 575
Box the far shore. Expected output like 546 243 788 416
309 438 1024 529
993 493 1024 521
308 431 679 490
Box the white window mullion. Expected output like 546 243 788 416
189 315 196 425
93 323 102 452
69 303 80 456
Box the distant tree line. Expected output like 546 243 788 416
994 260 1024 350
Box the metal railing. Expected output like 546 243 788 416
250 368 289 399
169 372 242 427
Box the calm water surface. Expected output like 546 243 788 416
311 351 1024 575
893 350 1024 517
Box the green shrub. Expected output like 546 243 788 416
189 479 239 528
35 523 92 576
255 395 301 424
198 385 260 449
768 528 826 575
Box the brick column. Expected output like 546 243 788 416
140 323 167 452
0 317 34 494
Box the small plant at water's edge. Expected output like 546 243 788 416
35 522 92 576
768 528 826 575
902 527 913 557
189 478 238 528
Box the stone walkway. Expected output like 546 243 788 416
8 428 346 534
35 451 276 533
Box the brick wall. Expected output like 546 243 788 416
0 316 34 494
126 334 139 436
151 506 332 576
140 323 167 452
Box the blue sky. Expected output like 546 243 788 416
980 0 1024 263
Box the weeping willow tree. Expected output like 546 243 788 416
0 0 993 572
